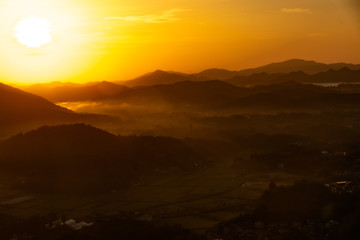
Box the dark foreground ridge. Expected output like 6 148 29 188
0 124 205 193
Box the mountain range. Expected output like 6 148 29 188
46 80 358 112
1 58 359 136
227 67 360 86
24 59 360 99
193 59 360 80
120 59 360 86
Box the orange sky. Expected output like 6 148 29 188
0 0 359 84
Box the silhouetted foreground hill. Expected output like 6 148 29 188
0 124 204 193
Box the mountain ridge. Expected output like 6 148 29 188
193 59 360 80
0 82 116 140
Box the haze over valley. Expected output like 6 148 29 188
1 0 360 239
2 57 360 239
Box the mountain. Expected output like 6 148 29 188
193 68 241 81
226 68 360 87
311 67 360 83
23 59 359 101
120 70 200 87
113 79 360 111
0 124 203 193
248 81 332 99
237 59 360 76
225 72 283 86
0 82 75 138
26 81 129 102
0 82 75 122
195 59 360 80
0 83 113 139
271 67 360 84
229 81 331 108
91 79 360 111
112 80 247 107
226 81 360 110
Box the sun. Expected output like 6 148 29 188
13 16 53 48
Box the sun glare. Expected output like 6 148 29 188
13 16 53 48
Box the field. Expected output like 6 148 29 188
0 156 311 231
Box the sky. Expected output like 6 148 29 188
0 0 359 84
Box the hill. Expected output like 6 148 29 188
0 82 76 123
227 68 360 86
0 83 114 139
112 80 247 107
195 59 360 80
114 79 360 111
0 124 204 193
82 79 360 112
311 67 360 83
192 68 241 81
225 72 283 86
120 70 200 87
24 60 360 102
226 81 360 110
237 59 360 76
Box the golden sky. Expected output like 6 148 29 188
0 0 359 84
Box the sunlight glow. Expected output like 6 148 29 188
0 0 358 85
14 16 53 48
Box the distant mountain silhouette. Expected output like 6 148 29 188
27 81 129 102
0 124 203 193
102 79 360 111
237 59 360 75
227 68 360 86
226 81 360 110
248 81 330 99
225 72 283 86
311 67 360 83
121 70 200 87
112 80 247 107
22 75 360 112
194 59 360 80
120 59 360 85
193 68 241 81
23 60 360 101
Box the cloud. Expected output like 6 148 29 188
105 8 190 23
281 8 312 14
